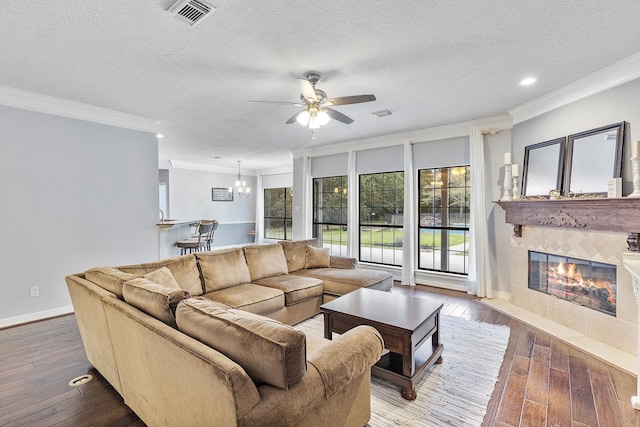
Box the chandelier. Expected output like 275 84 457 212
229 160 250 198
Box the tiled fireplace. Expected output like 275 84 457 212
528 251 617 317
509 223 637 356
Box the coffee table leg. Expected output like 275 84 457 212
323 313 333 340
433 312 442 365
401 385 417 401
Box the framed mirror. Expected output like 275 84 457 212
522 137 566 197
564 122 625 196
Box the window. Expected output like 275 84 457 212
359 171 404 266
264 187 292 240
418 166 470 274
313 176 348 255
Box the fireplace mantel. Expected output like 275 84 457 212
496 198 640 251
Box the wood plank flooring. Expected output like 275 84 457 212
1 284 639 426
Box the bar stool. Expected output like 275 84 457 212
176 221 214 255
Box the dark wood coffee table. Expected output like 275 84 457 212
320 288 444 400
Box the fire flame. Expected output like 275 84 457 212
547 262 615 306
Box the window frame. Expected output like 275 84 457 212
358 171 404 267
263 187 292 241
417 165 470 275
312 176 348 255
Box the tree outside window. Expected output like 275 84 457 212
264 187 292 240
359 171 404 266
313 176 348 255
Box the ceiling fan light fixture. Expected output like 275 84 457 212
296 110 310 126
316 109 330 126
308 115 321 129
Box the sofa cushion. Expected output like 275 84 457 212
123 278 191 328
196 248 251 292
85 267 141 298
305 245 331 269
143 266 180 289
243 244 289 281
176 298 307 390
202 283 284 315
278 239 320 272
252 275 323 305
131 255 203 296
291 268 393 296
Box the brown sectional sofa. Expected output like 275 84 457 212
66 239 393 427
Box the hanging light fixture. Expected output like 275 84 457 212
228 160 250 198
296 106 330 129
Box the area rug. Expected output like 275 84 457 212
295 315 510 427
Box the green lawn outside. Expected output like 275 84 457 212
314 225 469 249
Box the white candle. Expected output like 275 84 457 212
511 164 519 177
504 152 512 164
633 140 640 158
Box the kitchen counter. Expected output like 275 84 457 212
156 220 199 259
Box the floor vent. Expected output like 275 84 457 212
168 0 215 26
69 374 93 387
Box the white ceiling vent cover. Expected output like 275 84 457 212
168 0 215 26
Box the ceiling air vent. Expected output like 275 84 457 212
370 109 395 118
168 0 215 26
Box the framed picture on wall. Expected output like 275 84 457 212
212 187 233 201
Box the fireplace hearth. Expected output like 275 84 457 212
528 251 617 316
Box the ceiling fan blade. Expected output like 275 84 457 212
249 100 304 106
285 110 307 124
325 108 354 124
297 78 317 102
324 94 376 106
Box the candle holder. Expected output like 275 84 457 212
511 175 519 200
629 157 640 198
500 164 512 201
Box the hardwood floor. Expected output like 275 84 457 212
1 284 638 426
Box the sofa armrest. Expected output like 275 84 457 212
329 255 357 269
239 325 384 427
308 325 383 398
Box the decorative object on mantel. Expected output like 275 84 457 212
500 152 512 201
549 189 561 199
495 198 640 252
511 164 519 200
628 140 640 198
229 160 250 198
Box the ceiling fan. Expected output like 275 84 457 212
250 73 376 129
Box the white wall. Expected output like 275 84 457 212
0 106 158 324
168 167 257 246
513 78 640 196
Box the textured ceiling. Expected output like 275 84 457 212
2 1 640 171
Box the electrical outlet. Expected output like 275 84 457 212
29 286 39 298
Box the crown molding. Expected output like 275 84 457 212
168 160 258 176
509 52 640 124
291 114 512 159
0 85 158 132
257 166 293 176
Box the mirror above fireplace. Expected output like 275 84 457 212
564 122 625 197
521 137 566 197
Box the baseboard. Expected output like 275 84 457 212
0 305 74 329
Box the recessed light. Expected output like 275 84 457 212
520 77 537 86
211 156 222 159
156 133 164 138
